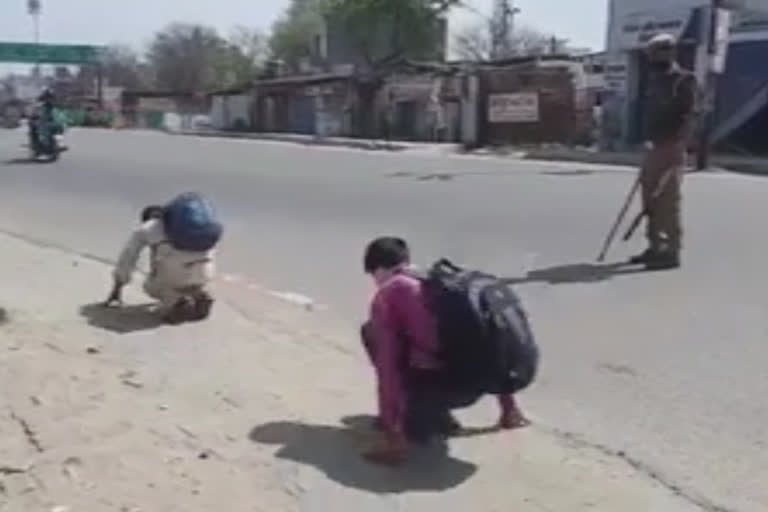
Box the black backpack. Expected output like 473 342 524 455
421 259 539 397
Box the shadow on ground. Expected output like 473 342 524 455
79 302 162 334
385 171 456 181
249 417 477 494
509 262 647 285
721 163 768 177
539 169 597 177
2 157 43 165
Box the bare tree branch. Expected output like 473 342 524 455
453 21 561 61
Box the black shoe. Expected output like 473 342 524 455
190 292 214 322
163 297 194 325
437 413 463 437
629 249 655 265
645 252 680 271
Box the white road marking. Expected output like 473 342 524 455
266 290 317 311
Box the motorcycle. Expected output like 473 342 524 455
28 114 66 162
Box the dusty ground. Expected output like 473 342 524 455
0 232 702 512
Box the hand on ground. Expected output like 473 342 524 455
499 412 532 430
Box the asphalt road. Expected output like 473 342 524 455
2 129 767 512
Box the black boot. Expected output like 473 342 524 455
190 291 214 322
163 297 194 325
629 248 655 265
645 251 680 271
437 412 463 437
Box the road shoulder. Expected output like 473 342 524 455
0 232 700 511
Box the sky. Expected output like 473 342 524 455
0 0 607 70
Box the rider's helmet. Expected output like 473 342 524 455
38 88 55 104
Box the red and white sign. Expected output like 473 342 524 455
488 92 540 123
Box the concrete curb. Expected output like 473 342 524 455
173 129 420 152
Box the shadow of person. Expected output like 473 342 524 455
508 262 646 286
249 420 477 494
79 302 162 334
341 414 506 441
3 157 41 165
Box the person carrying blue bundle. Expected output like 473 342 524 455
104 192 223 324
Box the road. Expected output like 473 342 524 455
1 129 767 512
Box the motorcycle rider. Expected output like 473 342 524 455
29 88 59 152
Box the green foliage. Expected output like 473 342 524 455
147 23 263 92
269 0 325 69
269 0 459 69
325 0 458 64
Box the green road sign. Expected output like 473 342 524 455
0 42 102 64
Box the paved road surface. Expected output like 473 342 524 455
1 129 766 512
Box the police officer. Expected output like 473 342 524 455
630 33 696 270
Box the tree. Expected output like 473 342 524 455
453 22 564 61
269 0 325 70
229 26 269 67
324 0 458 67
147 23 246 92
99 45 149 89
269 0 458 70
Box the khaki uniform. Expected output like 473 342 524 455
641 64 696 254
641 141 686 252
115 219 215 312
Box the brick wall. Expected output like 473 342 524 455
479 65 589 145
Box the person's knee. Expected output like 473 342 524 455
143 280 175 306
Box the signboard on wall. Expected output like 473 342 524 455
488 93 540 123
618 7 701 50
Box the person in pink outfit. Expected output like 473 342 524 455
361 237 529 466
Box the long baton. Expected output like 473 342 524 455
596 173 642 262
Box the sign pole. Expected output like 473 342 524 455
697 1 729 170
96 63 104 108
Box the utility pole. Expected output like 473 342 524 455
491 0 520 60
28 0 41 77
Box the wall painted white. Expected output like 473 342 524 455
209 94 251 130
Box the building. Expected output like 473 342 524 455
603 0 768 152
247 9 450 141
474 56 594 147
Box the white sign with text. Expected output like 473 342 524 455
488 92 540 123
